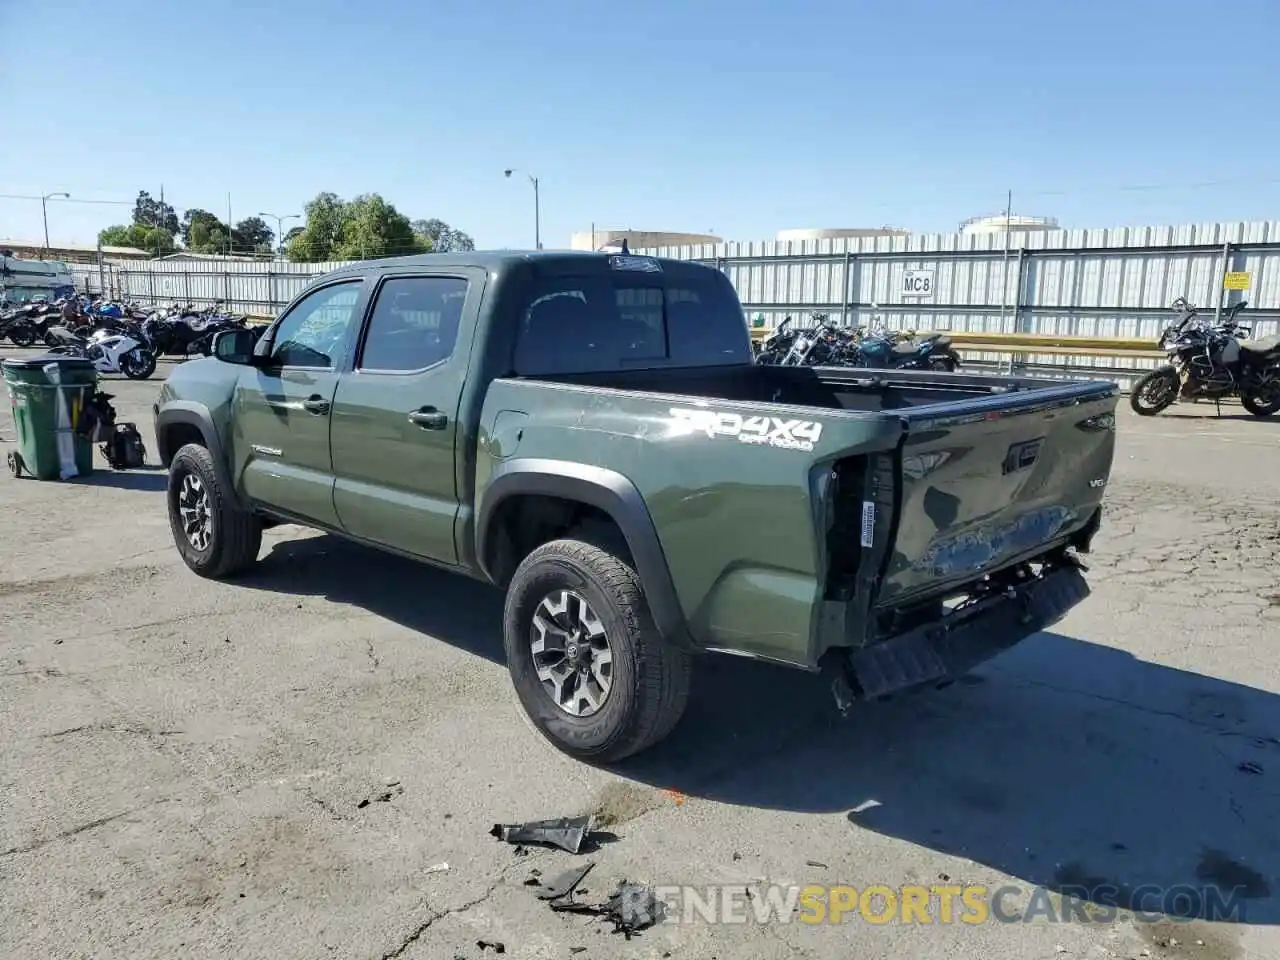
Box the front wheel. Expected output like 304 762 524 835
503 532 693 763
1241 378 1280 418
121 348 157 380
1130 366 1179 415
167 444 263 579
929 355 958 372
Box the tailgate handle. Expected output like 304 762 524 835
1002 437 1043 475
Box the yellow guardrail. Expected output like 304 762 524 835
749 326 1161 356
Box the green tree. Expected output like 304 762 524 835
286 192 430 262
181 209 231 253
411 218 476 253
286 192 348 262
98 225 134 247
97 223 176 256
232 217 274 255
133 190 180 234
335 194 426 260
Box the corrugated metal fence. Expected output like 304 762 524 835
69 219 1280 385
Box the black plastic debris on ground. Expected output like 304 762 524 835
490 815 592 854
547 880 666 939
476 939 505 954
535 862 595 901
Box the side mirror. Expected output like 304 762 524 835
212 328 259 365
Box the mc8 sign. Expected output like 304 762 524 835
902 269 935 298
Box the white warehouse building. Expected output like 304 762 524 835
959 214 1060 235
774 227 911 242
570 229 723 251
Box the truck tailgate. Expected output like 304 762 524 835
875 379 1117 608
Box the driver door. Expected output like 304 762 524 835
232 278 368 526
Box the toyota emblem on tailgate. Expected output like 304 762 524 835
1002 438 1044 475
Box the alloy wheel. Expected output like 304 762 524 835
529 589 614 717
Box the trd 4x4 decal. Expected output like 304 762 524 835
667 407 824 452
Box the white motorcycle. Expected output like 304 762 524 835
46 325 158 380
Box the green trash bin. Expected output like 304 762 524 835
2 354 97 481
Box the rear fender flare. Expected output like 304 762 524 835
477 459 692 648
155 402 245 510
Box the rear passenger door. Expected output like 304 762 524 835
329 271 485 565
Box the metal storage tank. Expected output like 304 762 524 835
570 229 723 251
775 227 910 242
959 214 1060 235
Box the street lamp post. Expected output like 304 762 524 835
42 192 70 255
503 169 540 250
259 212 301 258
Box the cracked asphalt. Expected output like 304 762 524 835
3 360 1279 960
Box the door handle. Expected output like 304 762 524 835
407 407 448 430
302 395 330 416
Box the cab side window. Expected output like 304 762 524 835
358 276 468 372
271 281 364 368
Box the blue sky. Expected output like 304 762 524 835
3 0 1279 249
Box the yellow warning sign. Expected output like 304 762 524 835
1223 271 1251 290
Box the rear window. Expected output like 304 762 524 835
512 273 748 375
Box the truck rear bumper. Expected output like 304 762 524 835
834 563 1089 703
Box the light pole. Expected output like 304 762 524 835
42 192 70 254
259 211 301 258
503 169 540 250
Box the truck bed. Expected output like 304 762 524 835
539 361 1068 412
484 362 1118 668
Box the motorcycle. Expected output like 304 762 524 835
0 301 60 347
144 311 247 358
46 323 158 379
856 327 961 371
0 304 40 347
1130 298 1280 417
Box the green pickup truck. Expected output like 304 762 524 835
154 250 1117 761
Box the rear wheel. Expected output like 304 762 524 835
8 323 35 347
1130 367 1179 415
929 355 957 372
1241 378 1280 417
503 532 693 763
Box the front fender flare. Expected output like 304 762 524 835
155 401 245 510
477 458 692 648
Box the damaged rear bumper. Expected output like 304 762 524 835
831 563 1090 706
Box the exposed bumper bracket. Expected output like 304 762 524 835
836 564 1090 702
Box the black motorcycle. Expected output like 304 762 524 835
1 301 60 347
143 315 237 357
1130 298 1280 417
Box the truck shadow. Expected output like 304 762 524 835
623 632 1280 925
238 534 1280 925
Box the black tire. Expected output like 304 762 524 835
166 443 262 579
8 323 35 347
503 532 693 763
1130 366 1179 416
929 355 957 372
1241 379 1280 418
43 330 61 347
6 450 22 478
121 348 157 380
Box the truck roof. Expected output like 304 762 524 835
321 249 721 282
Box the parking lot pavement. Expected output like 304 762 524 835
2 357 1279 960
